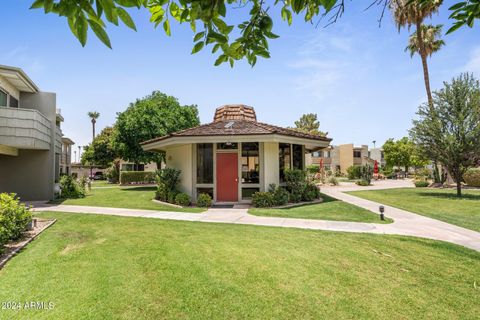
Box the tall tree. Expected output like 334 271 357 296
87 111 100 141
390 0 442 108
292 113 327 136
405 24 445 60
113 91 200 169
410 73 480 197
27 0 474 66
382 137 428 172
81 127 118 167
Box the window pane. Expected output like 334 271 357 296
197 188 214 199
242 187 259 199
197 143 213 184
9 96 18 108
0 90 6 107
279 143 291 183
293 144 303 170
217 142 238 150
241 142 259 184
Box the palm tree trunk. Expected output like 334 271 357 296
92 120 96 141
416 20 433 109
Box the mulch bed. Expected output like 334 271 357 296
0 218 56 269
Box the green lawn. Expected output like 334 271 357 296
249 193 392 223
91 180 116 187
52 185 204 213
0 212 478 319
348 188 480 232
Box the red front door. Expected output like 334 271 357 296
216 153 238 202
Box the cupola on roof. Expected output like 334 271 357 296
213 104 257 123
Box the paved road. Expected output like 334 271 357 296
32 180 480 252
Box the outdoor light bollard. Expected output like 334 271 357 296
379 205 385 221
33 218 38 228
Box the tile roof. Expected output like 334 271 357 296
213 104 257 122
141 120 331 145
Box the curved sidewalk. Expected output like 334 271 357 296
32 180 480 252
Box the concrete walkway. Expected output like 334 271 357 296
32 180 480 252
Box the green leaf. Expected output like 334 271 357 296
191 41 204 54
213 17 228 33
68 17 79 39
217 1 226 17
281 7 293 25
117 7 137 30
29 0 44 9
163 19 171 36
264 31 279 39
115 0 141 8
76 15 88 46
193 31 205 42
212 43 221 53
214 54 227 66
44 0 54 13
446 22 465 34
229 58 234 68
322 0 337 12
448 2 467 10
88 19 112 48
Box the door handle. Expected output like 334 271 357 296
235 178 238 182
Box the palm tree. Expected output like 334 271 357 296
405 24 445 59
87 111 100 141
390 0 442 108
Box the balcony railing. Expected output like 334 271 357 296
0 107 51 150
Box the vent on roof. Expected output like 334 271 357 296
213 104 257 123
224 121 235 129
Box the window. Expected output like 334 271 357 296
242 187 259 199
121 163 144 171
197 143 213 184
292 144 303 170
353 151 362 158
279 143 291 183
312 151 320 157
381 151 385 159
217 142 238 150
9 96 18 108
324 151 331 158
197 188 213 199
241 142 259 184
0 90 6 107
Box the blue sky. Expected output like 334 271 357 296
2 1 479 156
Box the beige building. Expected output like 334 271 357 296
306 144 378 174
60 137 75 175
0 65 65 200
142 105 331 204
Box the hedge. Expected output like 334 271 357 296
120 171 156 185
463 168 480 187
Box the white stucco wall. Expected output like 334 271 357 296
263 142 279 190
166 144 193 196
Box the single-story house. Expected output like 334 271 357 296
141 105 332 204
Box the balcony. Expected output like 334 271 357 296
0 107 51 150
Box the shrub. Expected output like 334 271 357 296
155 184 166 202
284 169 307 203
302 183 320 201
252 192 275 208
347 165 362 180
306 164 319 175
167 191 179 204
463 168 480 187
356 180 370 186
360 164 374 185
328 176 339 186
60 175 85 199
414 180 430 187
106 162 120 183
0 193 32 246
196 193 212 208
120 171 156 185
268 184 289 206
175 192 191 206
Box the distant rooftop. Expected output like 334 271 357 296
0 64 39 93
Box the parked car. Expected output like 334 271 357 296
90 171 105 180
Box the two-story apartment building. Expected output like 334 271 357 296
60 137 75 175
306 144 376 174
0 65 64 201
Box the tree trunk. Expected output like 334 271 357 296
92 120 96 141
453 167 462 198
433 160 441 183
156 161 162 170
416 20 433 109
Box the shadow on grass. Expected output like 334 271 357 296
272 193 339 211
417 191 480 201
118 186 156 192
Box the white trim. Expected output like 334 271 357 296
143 134 330 151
